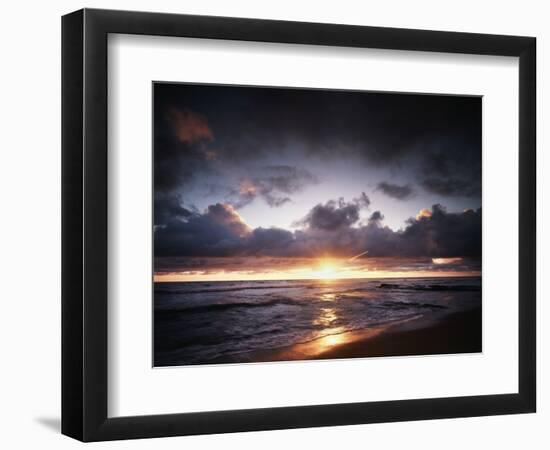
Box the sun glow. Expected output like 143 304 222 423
314 260 339 280
153 256 480 282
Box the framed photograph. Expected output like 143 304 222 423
62 8 536 441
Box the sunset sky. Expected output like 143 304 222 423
153 83 481 282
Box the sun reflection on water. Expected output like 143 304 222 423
313 307 338 327
311 304 347 352
312 328 347 352
320 292 336 302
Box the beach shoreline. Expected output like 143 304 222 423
310 306 481 361
198 306 482 366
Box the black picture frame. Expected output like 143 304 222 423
62 8 536 442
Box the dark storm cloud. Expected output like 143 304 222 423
154 203 251 257
154 83 481 199
154 192 193 226
368 211 384 223
261 165 318 192
154 255 316 274
263 195 291 208
398 204 481 257
155 198 481 260
416 135 482 198
376 182 415 200
293 195 369 231
154 104 218 193
166 107 213 144
247 227 296 255
421 177 481 197
354 192 371 209
153 84 482 274
230 165 318 209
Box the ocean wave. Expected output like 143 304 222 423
379 300 447 310
377 283 480 292
155 297 301 315
156 283 310 295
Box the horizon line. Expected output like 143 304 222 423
153 272 482 284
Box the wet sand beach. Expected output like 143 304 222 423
311 307 481 361
207 306 481 365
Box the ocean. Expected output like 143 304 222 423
154 276 481 366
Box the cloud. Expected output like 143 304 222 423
354 192 371 208
231 165 318 208
154 84 481 200
154 192 193 226
154 203 251 257
397 204 481 257
263 165 318 193
153 106 219 193
416 208 432 220
154 254 481 277
166 107 213 144
155 199 481 260
421 177 481 197
247 227 296 256
204 203 251 237
152 84 482 276
432 257 463 265
154 256 317 274
293 196 368 231
368 211 384 223
376 182 415 200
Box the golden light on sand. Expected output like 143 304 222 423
321 333 345 348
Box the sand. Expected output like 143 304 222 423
210 307 482 364
311 307 481 361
